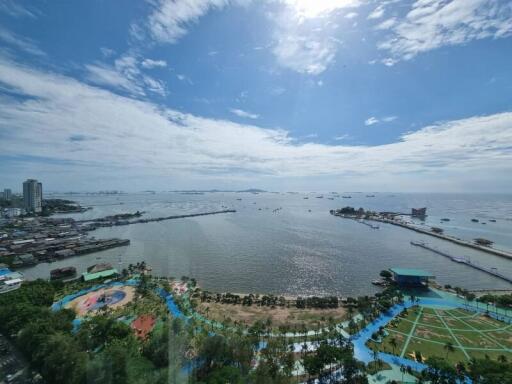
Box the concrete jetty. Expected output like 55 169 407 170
410 241 512 284
331 211 512 260
81 209 237 229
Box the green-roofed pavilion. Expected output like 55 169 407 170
389 268 434 287
82 268 118 282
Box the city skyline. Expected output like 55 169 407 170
0 1 511 192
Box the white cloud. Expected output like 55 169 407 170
377 0 512 61
367 4 385 19
271 0 359 75
273 34 337 75
0 1 38 18
0 58 511 191
365 116 379 126
381 57 397 66
365 115 397 125
85 55 167 96
283 0 360 18
0 27 45 56
100 47 116 57
230 108 260 119
146 0 229 43
85 63 145 95
141 58 167 68
375 17 396 30
334 134 350 140
345 12 358 19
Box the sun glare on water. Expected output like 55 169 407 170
284 0 359 18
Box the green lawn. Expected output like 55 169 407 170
367 306 512 366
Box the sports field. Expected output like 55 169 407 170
367 306 512 365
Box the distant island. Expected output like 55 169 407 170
170 188 268 193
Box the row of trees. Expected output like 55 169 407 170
199 290 340 309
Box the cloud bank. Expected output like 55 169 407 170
0 58 511 191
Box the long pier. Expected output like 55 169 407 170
81 209 237 228
410 241 512 284
357 220 380 229
331 212 512 260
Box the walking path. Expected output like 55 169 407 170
434 308 470 359
400 306 423 358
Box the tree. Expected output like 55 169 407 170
389 337 398 355
443 341 455 359
379 270 392 279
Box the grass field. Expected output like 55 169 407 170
367 306 512 365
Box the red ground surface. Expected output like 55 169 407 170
131 314 156 340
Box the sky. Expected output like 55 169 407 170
0 0 511 192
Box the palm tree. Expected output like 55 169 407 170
372 348 379 364
389 336 398 355
444 341 455 359
498 354 508 363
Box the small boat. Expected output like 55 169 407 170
372 279 387 286
327 197 334 200
342 196 352 199
471 218 479 223
451 257 466 263
441 218 450 222
303 197 309 199
50 266 77 281
366 195 375 198
489 219 496 222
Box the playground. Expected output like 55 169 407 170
65 285 136 316
367 305 512 365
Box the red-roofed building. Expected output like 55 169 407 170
131 315 156 340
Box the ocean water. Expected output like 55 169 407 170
21 192 512 296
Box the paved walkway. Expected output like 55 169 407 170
400 306 423 358
368 364 417 384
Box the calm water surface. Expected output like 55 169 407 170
22 192 512 296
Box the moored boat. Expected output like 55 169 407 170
50 266 77 280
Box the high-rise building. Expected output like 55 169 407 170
23 179 43 213
3 189 12 201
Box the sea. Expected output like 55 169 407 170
20 192 512 297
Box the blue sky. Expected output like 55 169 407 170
0 0 511 192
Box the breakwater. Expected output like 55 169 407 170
410 241 512 284
331 212 512 261
80 209 237 229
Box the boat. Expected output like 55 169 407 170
316 196 324 199
342 196 352 199
303 197 309 199
366 195 375 198
50 266 77 280
372 279 387 286
327 197 334 200
489 219 496 222
471 218 479 223
441 218 450 222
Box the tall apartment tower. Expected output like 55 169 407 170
3 189 12 201
23 179 43 213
